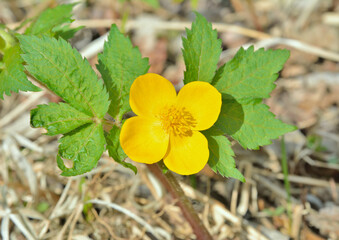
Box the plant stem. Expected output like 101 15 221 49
281 136 293 232
245 0 263 31
147 163 213 240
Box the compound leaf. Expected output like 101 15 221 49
97 24 149 121
105 125 137 174
19 35 110 119
215 98 297 150
0 45 40 99
182 12 221 84
57 123 105 176
31 102 93 136
204 127 245 182
213 46 290 100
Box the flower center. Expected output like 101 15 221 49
158 105 196 137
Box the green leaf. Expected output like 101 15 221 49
213 46 290 100
191 0 199 9
53 24 84 40
57 123 105 176
0 45 40 99
204 127 245 182
97 24 149 121
31 102 93 136
182 12 221 84
0 28 16 54
19 35 110 119
214 97 297 149
141 0 160 8
36 201 50 213
13 18 33 31
25 4 76 36
105 125 137 174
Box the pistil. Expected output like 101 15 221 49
159 105 196 137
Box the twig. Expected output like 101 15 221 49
323 12 339 26
295 0 318 29
74 19 272 39
80 33 108 60
254 38 339 62
0 91 45 128
3 137 37 196
56 202 78 240
147 163 213 240
67 203 83 240
303 155 339 171
253 174 299 204
10 18 338 62
87 199 162 239
253 168 339 188
49 179 73 220
180 182 272 240
281 136 292 232
221 37 339 64
291 204 303 238
237 162 252 215
9 213 35 240
245 0 262 31
91 208 127 240
7 18 271 40
231 162 243 214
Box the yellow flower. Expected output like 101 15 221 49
120 73 222 175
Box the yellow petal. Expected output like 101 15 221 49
120 116 169 164
177 81 221 131
163 131 209 175
130 73 177 118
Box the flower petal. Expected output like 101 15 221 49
177 81 221 130
163 131 209 175
130 73 177 118
120 116 169 164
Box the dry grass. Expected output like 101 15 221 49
1 0 339 239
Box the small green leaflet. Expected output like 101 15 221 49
31 102 92 136
0 28 16 54
118 0 159 8
19 35 110 118
182 12 221 84
172 0 198 9
0 45 40 99
213 46 290 100
97 24 149 121
57 123 106 176
105 125 137 174
25 3 77 38
204 127 245 182
191 0 199 9
141 0 159 8
214 98 297 150
53 24 84 40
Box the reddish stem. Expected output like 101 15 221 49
147 163 213 240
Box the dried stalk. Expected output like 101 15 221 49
147 163 213 240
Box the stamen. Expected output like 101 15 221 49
158 105 196 137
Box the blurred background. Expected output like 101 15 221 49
0 0 338 239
